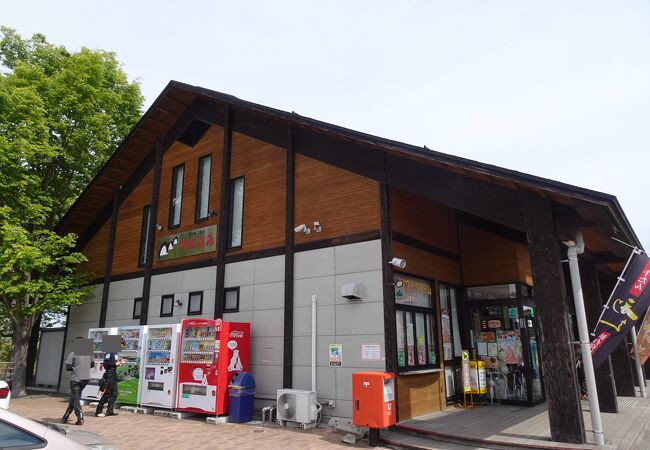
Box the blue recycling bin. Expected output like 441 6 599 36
228 372 256 423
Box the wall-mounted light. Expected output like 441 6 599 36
208 210 217 218
294 224 311 235
155 224 164 231
389 257 407 269
313 221 322 233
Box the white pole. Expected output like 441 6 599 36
629 326 647 398
566 233 605 446
311 294 317 393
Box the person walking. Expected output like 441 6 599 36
62 338 95 425
95 348 126 417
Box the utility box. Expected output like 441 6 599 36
352 371 396 428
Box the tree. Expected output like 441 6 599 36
0 27 143 397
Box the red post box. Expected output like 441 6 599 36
352 371 396 428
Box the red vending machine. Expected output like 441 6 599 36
176 318 250 415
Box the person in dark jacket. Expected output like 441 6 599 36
62 338 95 425
95 347 126 417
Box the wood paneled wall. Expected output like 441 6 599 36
154 125 223 268
391 188 458 254
392 242 461 285
459 223 531 286
227 132 286 255
397 372 445 419
110 169 153 276
78 220 110 278
294 155 380 244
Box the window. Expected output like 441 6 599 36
169 164 185 228
195 155 212 221
228 177 244 249
177 119 210 147
138 205 151 267
439 284 462 361
224 288 239 313
133 298 142 319
160 294 174 317
0 420 46 448
188 291 203 315
394 274 439 370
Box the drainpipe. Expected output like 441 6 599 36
629 326 647 398
312 294 317 392
565 231 605 446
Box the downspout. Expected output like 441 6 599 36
312 294 317 392
565 231 605 446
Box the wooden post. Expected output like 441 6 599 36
99 189 120 328
283 125 295 388
140 137 164 325
523 195 585 444
214 107 232 320
581 258 618 413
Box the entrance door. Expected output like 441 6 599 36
439 284 462 403
467 299 545 406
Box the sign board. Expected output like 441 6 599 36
394 275 431 307
508 307 518 318
329 344 342 367
637 312 650 365
591 252 650 369
469 360 487 395
157 225 217 261
461 350 471 393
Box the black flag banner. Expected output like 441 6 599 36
591 251 650 369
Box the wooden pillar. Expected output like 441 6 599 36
283 125 295 388
598 272 636 396
581 258 618 413
99 189 120 327
523 195 585 444
140 137 164 325
214 107 232 320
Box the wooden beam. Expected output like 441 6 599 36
283 125 295 389
214 106 232 320
99 189 120 327
139 137 164 325
523 194 585 444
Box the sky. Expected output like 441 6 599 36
4 1 650 249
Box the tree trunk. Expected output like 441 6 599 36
25 313 42 386
11 315 36 398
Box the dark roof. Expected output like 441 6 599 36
56 80 642 255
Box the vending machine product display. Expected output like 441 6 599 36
140 324 180 409
176 318 250 415
82 327 116 401
116 326 146 405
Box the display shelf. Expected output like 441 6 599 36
182 337 214 341
148 337 172 340
182 351 213 354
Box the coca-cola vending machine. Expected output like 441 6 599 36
175 318 250 415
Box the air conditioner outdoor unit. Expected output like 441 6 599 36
276 389 318 429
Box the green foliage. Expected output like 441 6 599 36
0 26 143 325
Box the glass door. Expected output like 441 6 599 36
440 284 462 402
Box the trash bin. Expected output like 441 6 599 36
228 372 256 423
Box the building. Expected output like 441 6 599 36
57 81 643 444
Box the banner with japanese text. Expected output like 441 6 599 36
591 252 650 369
157 225 217 261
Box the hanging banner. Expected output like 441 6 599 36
591 252 650 369
636 311 650 365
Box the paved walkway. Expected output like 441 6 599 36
9 394 373 450
382 395 650 450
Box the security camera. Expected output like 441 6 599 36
389 257 406 269
293 224 311 234
174 298 183 307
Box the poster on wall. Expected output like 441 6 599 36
461 351 471 393
361 344 381 361
329 344 342 367
497 331 523 365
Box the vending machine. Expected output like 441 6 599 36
139 324 180 409
176 318 250 415
116 326 146 405
82 327 116 401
